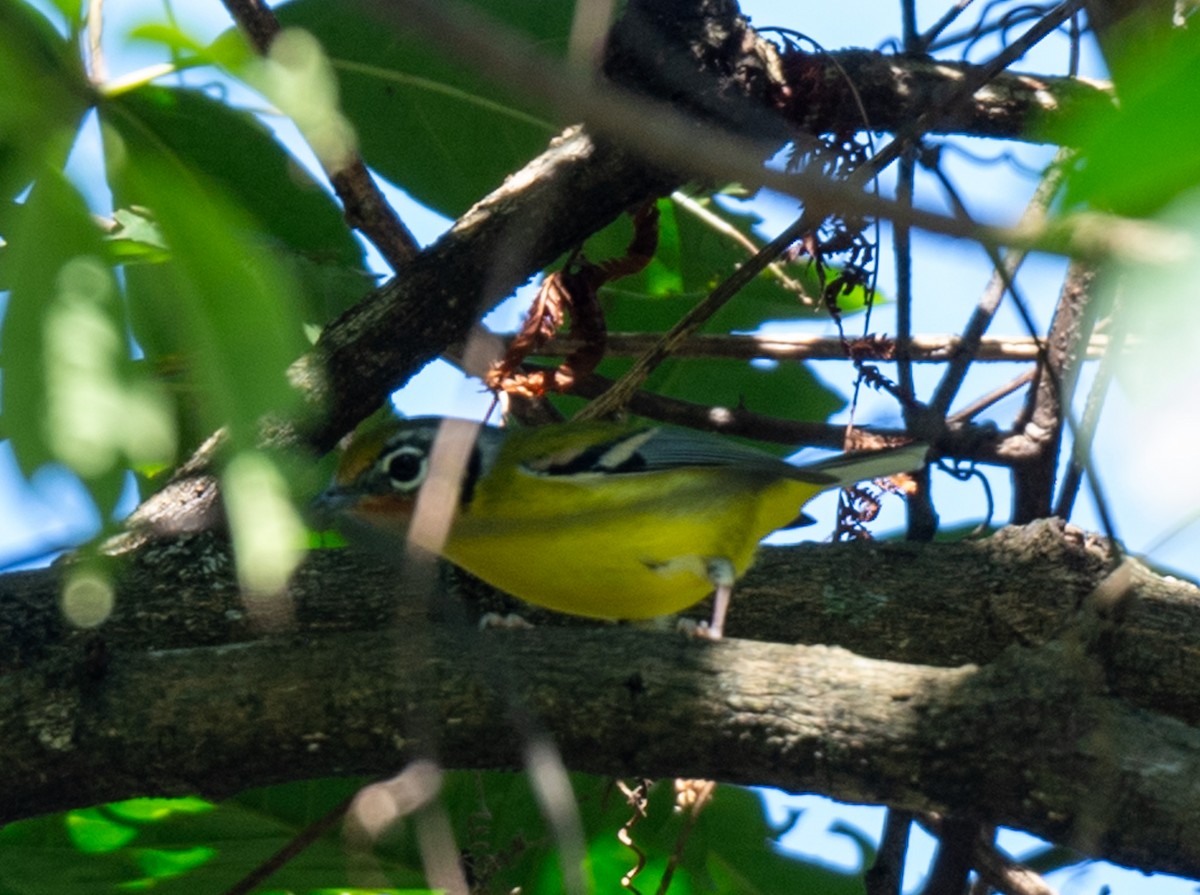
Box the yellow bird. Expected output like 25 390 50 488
318 417 926 637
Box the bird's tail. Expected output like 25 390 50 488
801 442 929 486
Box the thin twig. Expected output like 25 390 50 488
86 0 107 83
219 0 421 270
527 332 1113 363
656 780 716 895
970 835 1060 895
929 151 1071 417
948 369 1037 423
920 0 978 49
483 359 1071 467
671 191 815 301
573 209 822 420
921 818 982 895
894 151 918 405
515 362 876 448
222 793 356 895
866 809 913 895
892 144 936 537
902 0 921 49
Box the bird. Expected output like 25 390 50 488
317 416 927 638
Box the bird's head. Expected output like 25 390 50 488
314 417 497 534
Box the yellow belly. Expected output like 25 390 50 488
441 469 822 620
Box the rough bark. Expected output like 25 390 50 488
3 521 1200 879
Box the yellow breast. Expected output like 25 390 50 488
442 467 823 620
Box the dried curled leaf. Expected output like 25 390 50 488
486 203 659 398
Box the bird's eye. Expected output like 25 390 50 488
382 446 427 491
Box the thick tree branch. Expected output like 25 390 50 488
781 49 1111 143
75 521 1200 732
3 525 1200 878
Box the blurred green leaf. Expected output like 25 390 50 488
107 797 216 823
0 774 869 894
66 808 140 854
0 0 91 199
1102 193 1200 531
101 97 312 445
105 206 170 264
271 0 566 216
242 28 360 174
101 85 361 266
0 780 428 893
591 194 874 320
1 169 174 511
127 21 213 58
0 197 24 290
222 448 308 596
134 845 218 881
100 85 370 347
49 0 84 29
1061 24 1200 215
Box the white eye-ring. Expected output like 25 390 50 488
381 445 428 492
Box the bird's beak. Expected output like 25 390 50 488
309 486 355 529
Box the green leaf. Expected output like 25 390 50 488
241 27 361 176
100 85 362 267
649 357 844 427
49 0 85 29
0 0 92 199
66 808 140 854
107 797 216 823
222 448 308 596
134 845 218 881
100 97 313 446
0 774 870 893
1061 24 1200 215
127 22 214 59
0 781 428 893
594 195 875 334
271 0 566 216
1 169 175 511
0 197 26 291
105 207 171 264
684 787 867 894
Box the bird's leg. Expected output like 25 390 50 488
703 558 736 640
478 612 535 630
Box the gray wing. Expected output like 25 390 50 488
799 441 929 486
524 424 926 485
522 425 840 483
645 430 928 485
